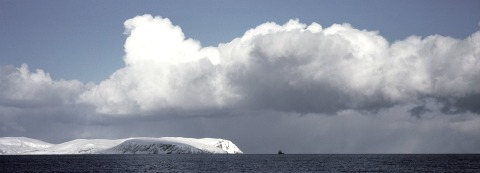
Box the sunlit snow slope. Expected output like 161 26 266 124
0 137 53 154
0 137 242 155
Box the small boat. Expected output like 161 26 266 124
278 150 284 155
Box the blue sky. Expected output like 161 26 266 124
1 1 480 153
1 0 479 82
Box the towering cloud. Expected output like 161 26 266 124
76 14 480 116
79 15 231 114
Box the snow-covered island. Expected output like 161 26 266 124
0 137 243 155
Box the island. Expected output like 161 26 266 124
0 137 243 155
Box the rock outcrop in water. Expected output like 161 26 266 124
0 137 243 155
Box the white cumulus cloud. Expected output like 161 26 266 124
0 64 84 108
79 15 234 114
80 15 480 115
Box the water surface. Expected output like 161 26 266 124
1 154 479 172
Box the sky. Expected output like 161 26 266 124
1 0 480 153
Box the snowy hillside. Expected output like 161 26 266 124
29 138 128 154
0 137 242 155
0 137 53 154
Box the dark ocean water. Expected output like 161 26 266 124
1 154 479 172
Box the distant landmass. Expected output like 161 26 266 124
0 137 243 155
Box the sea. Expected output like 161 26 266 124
1 154 479 172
